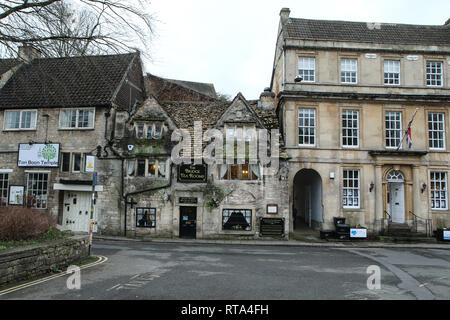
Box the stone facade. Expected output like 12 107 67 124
271 8 450 235
0 235 89 286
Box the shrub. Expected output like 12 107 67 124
0 207 56 241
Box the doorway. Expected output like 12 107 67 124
387 170 405 224
293 169 323 230
63 191 97 233
179 206 197 239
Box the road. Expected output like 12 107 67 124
1 241 449 300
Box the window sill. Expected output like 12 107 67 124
58 128 95 131
3 128 36 132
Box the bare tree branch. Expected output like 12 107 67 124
0 0 154 58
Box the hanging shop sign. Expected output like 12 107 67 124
178 164 207 183
18 143 60 167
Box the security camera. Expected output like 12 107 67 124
295 76 303 83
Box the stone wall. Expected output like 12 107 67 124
0 235 89 286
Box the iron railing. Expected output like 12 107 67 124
409 211 433 237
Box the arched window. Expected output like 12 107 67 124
387 170 404 182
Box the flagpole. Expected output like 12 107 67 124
396 108 419 151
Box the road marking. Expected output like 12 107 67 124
0 255 108 297
107 273 160 292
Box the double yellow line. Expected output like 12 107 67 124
0 255 108 297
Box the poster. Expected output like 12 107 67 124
9 186 24 205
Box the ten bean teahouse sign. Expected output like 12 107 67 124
18 143 60 167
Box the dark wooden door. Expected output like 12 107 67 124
180 207 197 239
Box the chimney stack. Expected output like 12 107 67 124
18 44 41 63
280 8 291 24
258 88 275 110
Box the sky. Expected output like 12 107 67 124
143 0 450 100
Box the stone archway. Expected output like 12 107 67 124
293 169 323 230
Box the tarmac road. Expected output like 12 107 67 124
1 240 449 300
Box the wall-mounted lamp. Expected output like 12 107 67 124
294 75 303 83
329 172 335 180
421 183 427 194
369 182 375 192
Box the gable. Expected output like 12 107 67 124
216 94 265 129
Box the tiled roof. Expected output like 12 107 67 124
0 53 137 109
146 74 217 102
161 101 228 132
285 18 450 46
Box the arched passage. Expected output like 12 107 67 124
293 169 323 230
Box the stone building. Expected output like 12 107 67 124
0 50 289 239
270 8 450 235
115 74 290 239
0 47 146 235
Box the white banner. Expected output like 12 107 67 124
350 228 367 238
18 144 60 167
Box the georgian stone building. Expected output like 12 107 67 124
271 8 450 235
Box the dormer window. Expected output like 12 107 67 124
135 122 163 139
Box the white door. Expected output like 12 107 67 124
390 183 405 223
63 192 97 232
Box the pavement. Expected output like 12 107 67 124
93 235 450 250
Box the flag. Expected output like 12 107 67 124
406 121 413 149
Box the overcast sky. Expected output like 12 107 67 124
143 0 450 100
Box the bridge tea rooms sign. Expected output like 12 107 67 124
178 164 207 183
18 143 60 167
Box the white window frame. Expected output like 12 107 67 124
428 112 446 151
426 61 443 87
3 110 37 130
384 60 401 85
59 108 95 130
430 172 448 211
343 169 360 209
342 110 359 148
298 108 316 147
341 58 358 84
26 172 49 209
298 57 316 83
0 173 9 205
385 111 402 149
72 153 83 173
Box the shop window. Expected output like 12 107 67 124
343 170 360 209
136 208 156 228
222 209 252 231
431 172 448 210
27 173 48 209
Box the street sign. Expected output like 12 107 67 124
85 155 95 172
